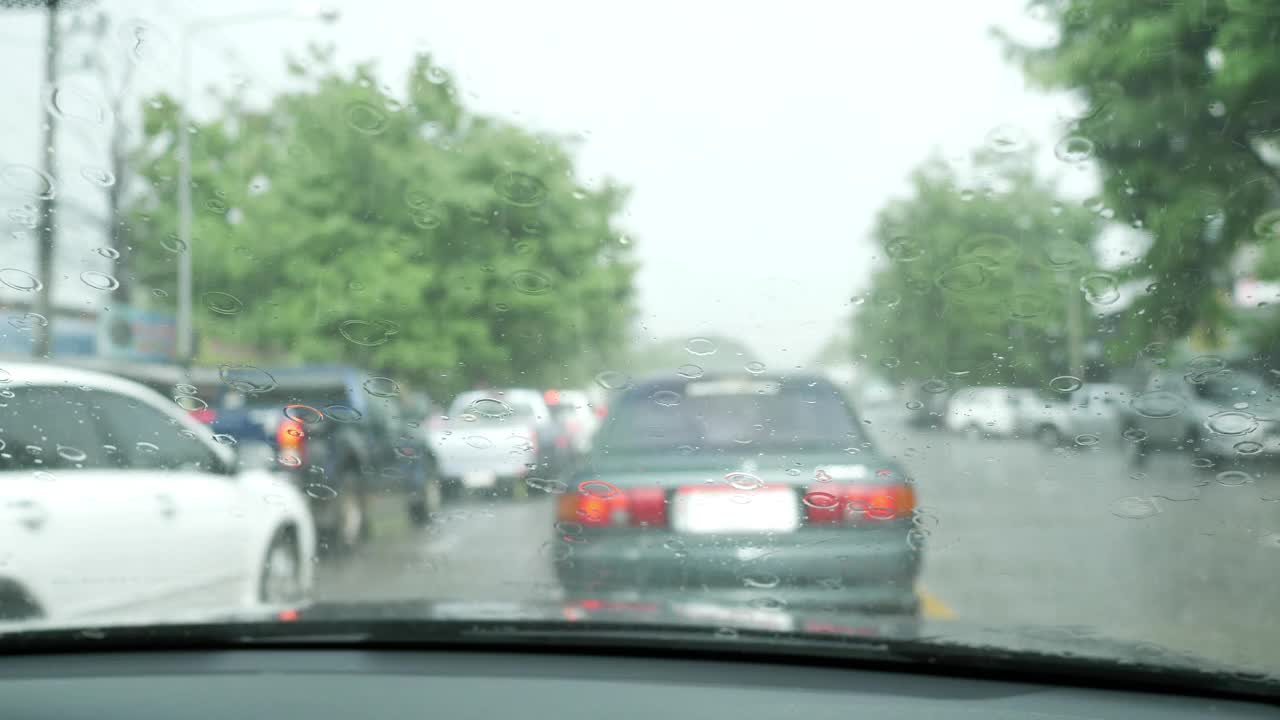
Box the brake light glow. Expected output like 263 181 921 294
556 483 669 528
803 483 914 525
276 419 306 467
544 389 561 406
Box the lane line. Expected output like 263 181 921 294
918 587 956 619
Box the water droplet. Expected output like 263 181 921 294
79 270 119 291
94 246 120 260
411 210 442 229
526 477 568 494
936 262 988 294
594 371 632 391
173 395 207 412
985 123 1029 153
0 164 55 200
676 364 704 379
212 433 237 446
1110 496 1159 519
217 365 275 395
206 197 228 214
885 235 924 262
578 480 619 499
152 288 168 298
1253 209 1280 239
1215 470 1252 487
465 435 494 449
80 165 116 187
338 319 397 347
685 337 718 356
907 528 929 551
8 312 48 331
345 101 388 134
173 383 198 396
56 445 87 463
905 400 924 410
46 84 107 124
1010 293 1049 319
748 597 786 610
744 361 767 375
203 291 243 315
363 376 401 398
1044 239 1090 270
0 268 43 292
741 572 780 589
510 269 552 295
1205 411 1258 436
283 404 324 426
1234 440 1263 455
881 357 901 369
1049 375 1083 393
921 378 950 394
304 483 338 500
325 405 363 423
802 491 840 510
493 171 547 206
1122 427 1148 442
1074 433 1100 446
725 472 765 491
135 441 160 455
1190 456 1215 469
1080 273 1120 305
425 65 449 84
467 398 514 419
159 233 188 253
278 454 303 468
1054 135 1096 163
1131 390 1186 419
652 390 682 407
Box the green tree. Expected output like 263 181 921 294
853 148 1101 388
126 48 637 396
999 0 1280 355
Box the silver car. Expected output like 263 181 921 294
1126 369 1280 465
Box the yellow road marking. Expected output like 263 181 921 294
918 588 956 619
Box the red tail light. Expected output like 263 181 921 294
276 419 306 467
189 408 217 424
804 483 915 525
556 484 668 528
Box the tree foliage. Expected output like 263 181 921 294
999 0 1280 354
125 48 636 396
853 149 1100 388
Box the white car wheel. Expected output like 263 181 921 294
259 532 303 604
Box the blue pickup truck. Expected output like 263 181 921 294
211 366 439 553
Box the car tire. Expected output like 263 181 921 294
408 478 441 527
324 467 367 555
258 528 304 605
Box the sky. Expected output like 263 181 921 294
0 0 1097 367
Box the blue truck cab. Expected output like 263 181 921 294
210 365 438 553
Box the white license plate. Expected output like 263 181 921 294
672 487 800 534
462 470 497 488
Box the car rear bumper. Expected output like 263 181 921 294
554 527 921 615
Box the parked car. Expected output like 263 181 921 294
0 363 314 625
546 389 600 460
1126 368 1280 466
211 366 439 553
944 386 1023 438
1015 384 1130 447
431 388 563 498
556 373 921 617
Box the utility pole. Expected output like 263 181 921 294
1064 275 1085 380
32 0 61 357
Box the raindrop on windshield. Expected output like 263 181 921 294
921 378 951 394
1215 470 1252 487
345 101 388 134
725 472 765 491
1049 375 1083 393
304 483 339 500
80 165 116 187
526 477 568 494
1 163 55 200
493 171 547 206
676 364 704 379
1131 390 1186 419
203 291 244 315
0 268 43 292
744 361 767 375
79 271 119 291
985 123 1029 153
325 405 363 423
1054 135 1096 163
685 337 718 356
1079 273 1120 305
510 270 552 295
1110 496 1160 519
363 377 401 398
467 398 514 419
173 395 207 412
594 371 632 391
95 247 120 260
283 404 324 426
652 390 682 407
1205 411 1258 436
1235 440 1264 455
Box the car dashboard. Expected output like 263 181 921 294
0 648 1270 719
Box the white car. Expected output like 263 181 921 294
0 363 314 627
945 386 1024 437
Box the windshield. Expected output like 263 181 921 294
2 0 1279 691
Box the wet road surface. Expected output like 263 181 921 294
316 406 1280 670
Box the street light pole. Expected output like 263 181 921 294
173 8 338 365
33 0 61 358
